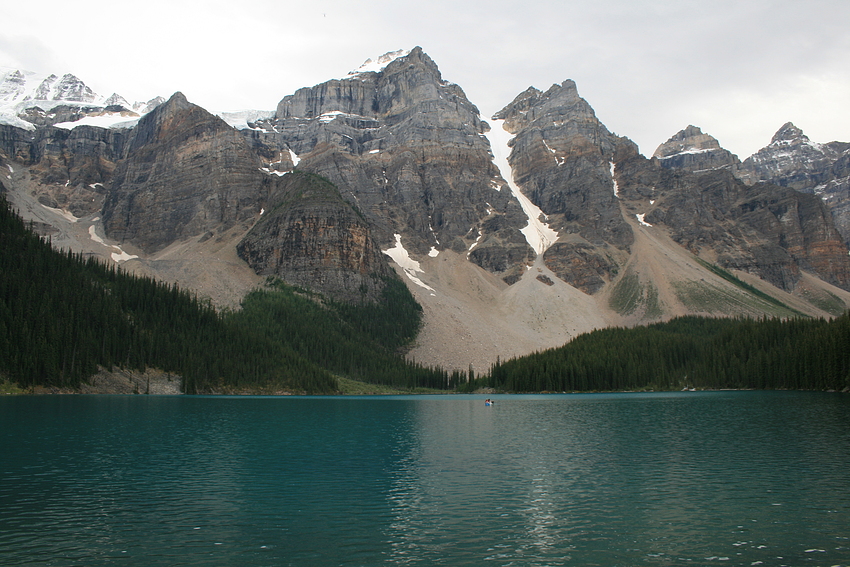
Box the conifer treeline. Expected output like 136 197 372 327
0 196 451 393
228 279 458 391
4 195 848 395
476 315 850 392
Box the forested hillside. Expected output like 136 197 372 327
0 196 451 393
476 315 850 392
3 193 847 395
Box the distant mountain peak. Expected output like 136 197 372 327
653 125 740 173
0 68 163 130
770 121 807 145
654 125 723 156
346 48 412 77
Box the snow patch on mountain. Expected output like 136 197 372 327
610 162 619 197
88 224 138 263
347 49 411 77
484 119 559 256
217 109 275 130
656 147 719 159
54 113 140 130
383 233 436 294
636 213 652 227
0 68 162 130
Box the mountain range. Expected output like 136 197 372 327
2 47 849 374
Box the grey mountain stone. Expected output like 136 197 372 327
653 125 740 173
237 171 395 303
101 92 268 252
493 79 639 292
736 122 850 246
3 50 849 308
245 46 531 284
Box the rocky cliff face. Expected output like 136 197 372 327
101 92 268 252
243 47 532 284
237 171 394 303
2 50 849 337
0 123 127 216
616 153 850 292
492 80 638 293
653 125 740 173
735 122 850 246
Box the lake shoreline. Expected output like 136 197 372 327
5 365 849 396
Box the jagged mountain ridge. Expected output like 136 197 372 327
0 69 164 130
655 122 850 252
245 47 532 284
1 48 849 374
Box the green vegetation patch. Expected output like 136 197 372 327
609 272 642 315
0 377 24 395
694 258 800 314
644 281 662 318
0 195 448 395
234 278 446 392
481 314 850 393
799 288 847 316
609 272 662 319
672 279 797 318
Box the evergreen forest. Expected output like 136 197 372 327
2 194 848 395
473 314 850 392
0 196 454 393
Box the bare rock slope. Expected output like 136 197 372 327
2 50 850 376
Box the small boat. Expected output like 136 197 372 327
485 399 494 406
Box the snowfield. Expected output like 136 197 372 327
483 118 559 256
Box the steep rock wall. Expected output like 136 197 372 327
102 92 268 252
249 47 532 284
237 171 394 303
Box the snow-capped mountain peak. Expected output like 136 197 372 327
1 70 98 105
0 68 163 131
346 49 411 77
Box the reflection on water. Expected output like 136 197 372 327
1 392 849 566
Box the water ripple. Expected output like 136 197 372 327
1 392 849 565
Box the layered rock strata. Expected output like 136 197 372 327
736 122 850 246
101 92 269 252
243 47 532 284
615 154 850 292
492 80 638 293
237 171 394 303
653 125 740 173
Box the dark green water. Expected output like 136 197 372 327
1 392 848 566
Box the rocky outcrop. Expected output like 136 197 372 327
734 185 850 290
0 123 127 182
493 80 638 289
237 171 394 303
0 123 127 216
653 125 740 173
543 239 620 294
616 154 850 292
101 92 268 252
735 122 850 246
244 47 531 284
737 123 838 189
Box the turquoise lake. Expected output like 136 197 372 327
1 391 849 566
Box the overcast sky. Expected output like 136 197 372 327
2 0 848 158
